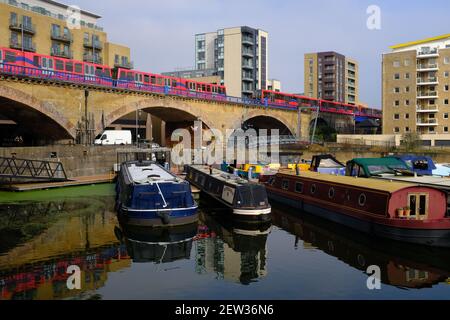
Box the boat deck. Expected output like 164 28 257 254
126 163 178 184
377 174 450 188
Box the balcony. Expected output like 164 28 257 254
51 31 73 43
417 77 438 85
417 48 439 59
9 38 36 52
9 20 36 34
242 49 254 57
417 63 438 72
83 53 103 64
242 36 254 46
83 39 103 50
417 105 439 113
417 119 438 126
242 63 254 70
417 91 438 99
114 61 134 69
51 48 73 59
242 87 254 94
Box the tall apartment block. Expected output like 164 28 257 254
304 51 359 105
382 34 450 136
163 26 269 99
0 0 132 69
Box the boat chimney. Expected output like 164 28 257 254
295 163 300 176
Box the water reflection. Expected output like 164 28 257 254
271 205 450 289
196 211 271 285
114 223 197 264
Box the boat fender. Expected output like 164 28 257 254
157 211 171 225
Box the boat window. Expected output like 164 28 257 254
358 193 367 207
198 175 206 186
409 195 417 217
311 184 317 195
268 176 275 185
419 195 427 216
282 180 289 190
328 187 335 199
295 182 303 193
409 194 428 218
188 171 193 180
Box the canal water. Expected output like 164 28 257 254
0 184 449 300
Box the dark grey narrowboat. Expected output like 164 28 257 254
185 165 271 220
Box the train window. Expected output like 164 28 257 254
172 79 177 87
0 50 2 61
84 65 89 74
202 84 206 92
144 75 149 83
95 68 102 77
5 51 16 63
139 74 143 82
66 62 73 72
104 69 111 78
126 72 132 81
33 56 39 67
150 76 156 84
207 85 211 92
55 60 64 71
212 86 217 93
75 63 82 73
164 78 170 86
157 77 163 85
49 59 53 69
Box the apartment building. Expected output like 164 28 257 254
267 79 281 92
164 26 269 98
0 0 132 69
304 51 359 105
382 34 450 137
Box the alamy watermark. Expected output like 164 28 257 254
366 5 381 30
171 121 280 166
366 265 381 290
66 265 81 290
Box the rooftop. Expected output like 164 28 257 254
390 33 450 50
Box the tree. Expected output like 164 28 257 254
401 132 422 151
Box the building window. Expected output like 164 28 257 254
445 85 449 92
405 113 409 119
430 99 436 105
430 127 435 133
393 61 400 67
394 73 400 80
445 99 449 105
394 87 400 93
405 100 410 106
394 114 400 120
445 127 449 133
445 71 449 78
444 113 449 119
404 59 410 66
405 127 410 132
405 73 410 79
394 100 400 107
10 12 17 25
394 127 400 133
445 57 450 65
405 86 410 93
114 54 119 64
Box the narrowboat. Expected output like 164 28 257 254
185 165 271 220
116 161 198 227
385 155 437 176
262 170 450 247
434 163 450 177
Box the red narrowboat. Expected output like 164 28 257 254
262 171 450 247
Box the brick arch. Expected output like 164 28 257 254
101 98 217 136
0 85 76 138
231 109 297 136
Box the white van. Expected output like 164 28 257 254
94 130 132 145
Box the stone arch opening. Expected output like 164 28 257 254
0 96 74 146
310 117 336 142
242 115 295 136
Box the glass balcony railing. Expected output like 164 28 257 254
83 39 103 50
9 19 35 34
83 53 102 64
51 48 73 59
51 31 73 43
114 61 134 69
9 38 36 52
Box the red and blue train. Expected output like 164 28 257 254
0 47 381 118
0 47 227 98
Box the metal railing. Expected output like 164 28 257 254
0 156 67 181
417 77 438 83
83 39 103 49
417 48 438 56
0 62 383 120
9 38 36 52
51 31 73 43
9 20 36 34
51 48 73 59
83 54 103 64
114 61 134 69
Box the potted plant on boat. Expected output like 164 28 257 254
396 207 405 218
404 206 411 218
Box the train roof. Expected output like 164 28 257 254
278 170 436 193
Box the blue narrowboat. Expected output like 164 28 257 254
116 161 198 227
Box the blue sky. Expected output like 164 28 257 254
71 0 450 108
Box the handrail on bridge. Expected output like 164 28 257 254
0 156 68 182
0 62 382 119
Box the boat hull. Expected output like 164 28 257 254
268 192 450 248
118 205 199 227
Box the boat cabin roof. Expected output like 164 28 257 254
347 158 409 176
278 170 424 193
190 165 256 186
376 175 450 188
125 162 178 184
